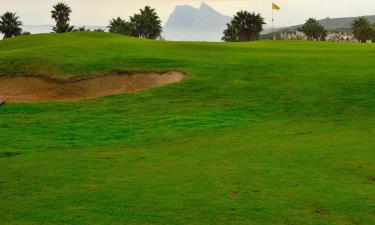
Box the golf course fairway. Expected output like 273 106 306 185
0 32 374 225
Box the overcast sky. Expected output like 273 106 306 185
0 0 374 26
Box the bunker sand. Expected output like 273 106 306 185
0 71 185 103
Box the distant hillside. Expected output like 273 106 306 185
163 2 231 41
318 15 375 30
275 15 375 34
262 15 375 39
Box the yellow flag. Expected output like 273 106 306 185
272 3 280 11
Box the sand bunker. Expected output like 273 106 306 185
0 71 185 103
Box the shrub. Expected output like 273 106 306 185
299 18 327 41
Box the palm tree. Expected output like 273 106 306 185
222 11 265 42
222 23 237 42
352 17 373 43
51 3 71 24
108 17 131 35
52 23 74 33
0 12 23 39
130 6 162 39
51 2 74 33
109 6 162 39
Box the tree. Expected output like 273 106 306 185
109 6 162 39
108 17 132 35
129 6 162 39
51 2 74 33
222 23 237 42
351 17 373 43
109 17 125 33
222 11 265 42
0 12 23 39
299 18 327 41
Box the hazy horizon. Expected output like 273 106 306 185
1 0 374 27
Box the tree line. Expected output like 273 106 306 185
0 2 162 40
1 2 375 43
108 6 162 39
222 13 375 43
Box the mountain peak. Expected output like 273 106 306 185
200 2 210 9
175 5 195 10
199 2 216 12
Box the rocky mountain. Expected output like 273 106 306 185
163 2 231 41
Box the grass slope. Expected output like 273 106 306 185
0 32 374 225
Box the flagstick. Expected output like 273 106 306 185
272 8 275 40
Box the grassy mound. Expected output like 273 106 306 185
0 32 374 225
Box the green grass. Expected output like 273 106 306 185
0 32 374 225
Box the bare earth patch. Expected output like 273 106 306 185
0 71 185 103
